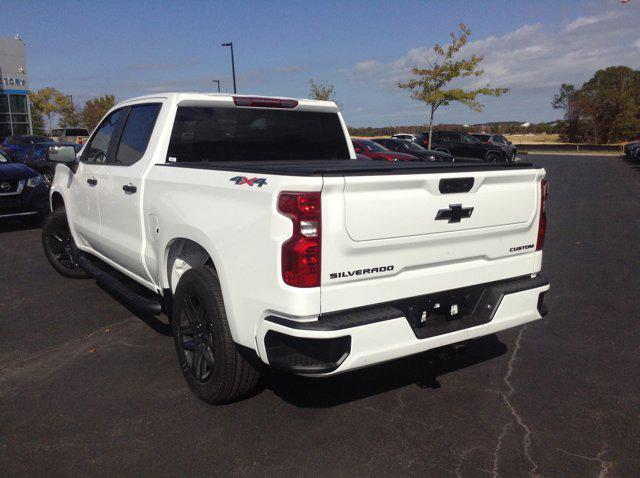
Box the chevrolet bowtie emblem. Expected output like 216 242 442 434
435 204 474 223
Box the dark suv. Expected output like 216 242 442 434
470 133 517 161
417 131 508 162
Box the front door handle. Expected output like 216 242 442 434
87 178 97 186
122 184 137 194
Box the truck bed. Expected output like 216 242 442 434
158 159 539 176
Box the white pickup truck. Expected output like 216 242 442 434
42 93 550 404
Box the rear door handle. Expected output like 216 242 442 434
122 184 137 194
87 178 97 186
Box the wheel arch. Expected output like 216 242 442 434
50 191 65 212
163 237 216 294
160 234 241 342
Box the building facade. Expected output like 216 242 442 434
0 36 31 140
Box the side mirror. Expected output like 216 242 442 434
48 145 77 164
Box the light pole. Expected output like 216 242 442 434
221 42 237 94
211 80 221 93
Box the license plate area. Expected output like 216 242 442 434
397 283 501 339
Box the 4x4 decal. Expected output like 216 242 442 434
229 176 267 187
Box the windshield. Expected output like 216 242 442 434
65 128 89 136
168 106 350 162
473 134 490 142
357 139 388 152
465 134 482 144
403 141 427 151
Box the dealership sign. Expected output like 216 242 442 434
2 77 26 87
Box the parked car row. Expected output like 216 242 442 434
352 138 453 162
0 127 89 161
354 132 517 163
391 131 517 162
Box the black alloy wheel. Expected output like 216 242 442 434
176 293 216 382
171 265 260 404
42 207 90 278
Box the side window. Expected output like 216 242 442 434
114 104 161 166
83 109 125 163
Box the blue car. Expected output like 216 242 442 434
0 149 49 221
0 135 52 162
23 142 82 184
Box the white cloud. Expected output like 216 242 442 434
353 60 380 73
563 11 622 32
348 4 640 95
340 3 640 126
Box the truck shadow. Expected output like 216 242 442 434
264 334 506 408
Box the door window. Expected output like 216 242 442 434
82 109 125 163
114 104 161 166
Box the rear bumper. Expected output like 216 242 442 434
257 275 549 375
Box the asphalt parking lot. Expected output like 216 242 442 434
1 154 639 477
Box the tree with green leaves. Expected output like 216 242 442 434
552 83 584 142
30 105 46 135
80 95 116 132
398 24 509 149
309 79 336 102
56 95 80 128
29 87 66 133
552 66 640 144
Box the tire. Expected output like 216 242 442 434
172 265 260 404
486 152 502 163
42 207 90 279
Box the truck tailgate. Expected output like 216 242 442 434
320 168 546 314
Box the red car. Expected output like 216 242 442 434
352 139 419 161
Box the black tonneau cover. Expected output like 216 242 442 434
159 159 538 177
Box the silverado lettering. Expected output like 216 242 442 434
329 266 394 279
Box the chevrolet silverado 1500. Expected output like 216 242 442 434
42 93 550 404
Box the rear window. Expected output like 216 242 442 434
64 128 89 136
167 106 349 162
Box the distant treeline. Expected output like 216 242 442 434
552 66 640 144
348 121 561 137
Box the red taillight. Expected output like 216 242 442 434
536 179 548 251
278 192 321 287
233 96 298 109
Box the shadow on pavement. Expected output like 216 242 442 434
0 216 42 234
264 333 507 408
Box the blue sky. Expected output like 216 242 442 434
2 0 639 126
